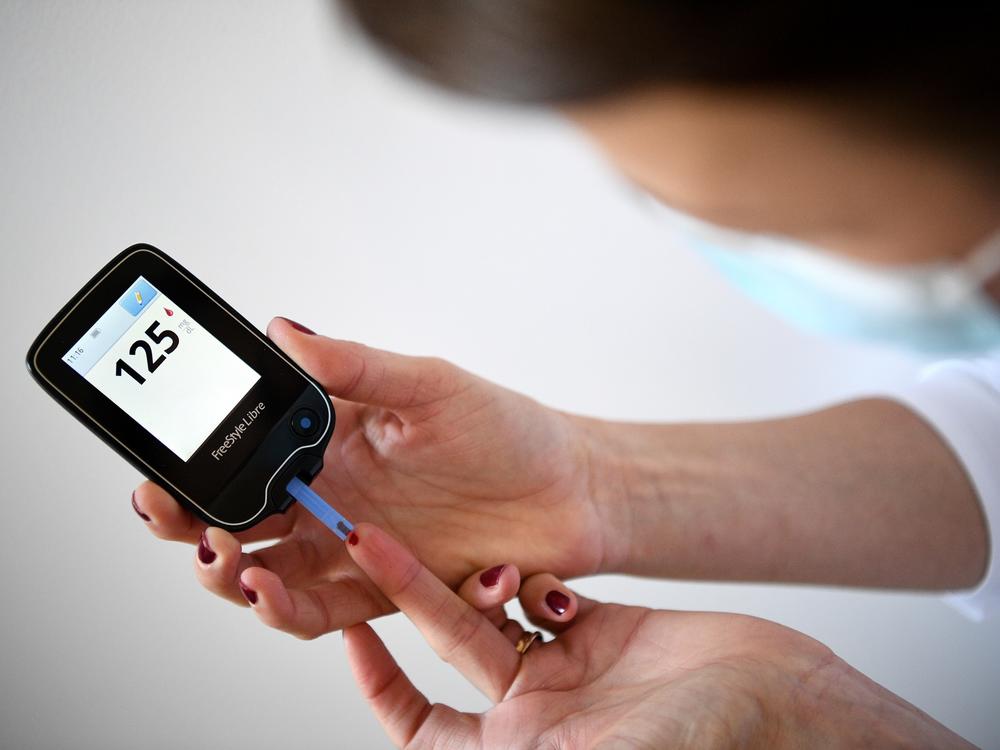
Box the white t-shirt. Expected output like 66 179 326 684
894 355 1000 621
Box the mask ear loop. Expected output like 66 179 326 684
891 229 1000 310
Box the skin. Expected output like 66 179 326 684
139 319 607 636
133 322 984 747
132 90 999 745
569 89 1000 268
339 522 975 749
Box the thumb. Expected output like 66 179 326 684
266 317 459 408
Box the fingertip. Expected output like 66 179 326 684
239 567 287 609
267 316 303 340
131 481 161 522
134 482 203 542
498 564 521 599
342 622 392 688
342 623 381 696
195 528 217 566
239 569 345 641
459 564 521 611
343 622 378 656
345 525 519 701
130 489 151 523
343 522 381 559
240 565 277 587
133 479 161 499
543 589 575 620
266 316 287 335
343 521 367 547
204 525 237 552
478 564 507 589
343 523 413 590
519 573 578 626
194 527 242 574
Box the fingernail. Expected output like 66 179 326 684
479 565 506 588
347 531 359 546
284 317 315 335
239 580 258 605
131 491 151 522
197 530 217 565
546 590 570 616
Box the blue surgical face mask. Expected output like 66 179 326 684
654 205 1000 355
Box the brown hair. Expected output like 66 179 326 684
341 1 999 168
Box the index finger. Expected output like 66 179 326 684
344 523 520 702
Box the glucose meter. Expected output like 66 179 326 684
26 244 349 533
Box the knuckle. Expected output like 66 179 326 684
292 589 334 641
437 605 484 665
420 355 450 373
341 348 370 399
420 356 455 387
387 555 424 600
407 357 460 406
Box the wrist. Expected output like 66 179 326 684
566 414 635 575
779 652 975 749
570 415 737 578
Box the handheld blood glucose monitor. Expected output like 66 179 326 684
26 244 353 538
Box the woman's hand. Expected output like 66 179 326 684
341 523 976 750
130 317 614 638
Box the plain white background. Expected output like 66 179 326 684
1 2 997 748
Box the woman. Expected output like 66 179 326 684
133 3 998 746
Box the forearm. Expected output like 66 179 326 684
579 398 987 589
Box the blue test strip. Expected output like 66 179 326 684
285 476 354 540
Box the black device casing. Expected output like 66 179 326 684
25 244 335 531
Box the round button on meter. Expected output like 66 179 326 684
290 408 320 438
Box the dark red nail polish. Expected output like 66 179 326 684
131 492 151 522
546 590 570 616
479 565 506 588
284 318 315 335
347 531 359 546
197 531 217 565
239 581 258 605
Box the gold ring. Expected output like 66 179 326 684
515 631 543 655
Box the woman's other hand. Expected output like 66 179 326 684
341 523 975 749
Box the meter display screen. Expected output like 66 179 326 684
63 276 260 461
